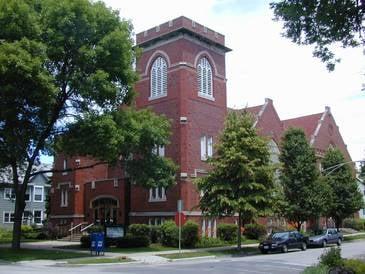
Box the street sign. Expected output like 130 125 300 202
174 212 187 226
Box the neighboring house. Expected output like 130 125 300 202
357 177 365 219
0 165 51 229
49 16 354 237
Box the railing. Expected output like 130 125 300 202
68 222 87 241
80 223 94 233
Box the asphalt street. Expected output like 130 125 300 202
1 240 365 274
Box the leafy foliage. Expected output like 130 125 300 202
271 0 365 71
128 224 150 237
181 221 199 248
322 148 364 229
196 111 275 249
319 247 344 268
116 235 150 248
244 223 267 240
160 221 178 247
217 224 237 242
279 128 329 231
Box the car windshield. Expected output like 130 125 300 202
270 232 289 240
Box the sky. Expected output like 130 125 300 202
102 0 365 163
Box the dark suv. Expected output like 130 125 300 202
259 231 308 254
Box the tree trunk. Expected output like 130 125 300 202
296 221 302 232
12 192 26 249
237 212 242 251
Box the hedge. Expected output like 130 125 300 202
116 235 150 248
217 224 237 242
128 224 150 237
244 223 267 240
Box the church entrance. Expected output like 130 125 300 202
92 197 118 225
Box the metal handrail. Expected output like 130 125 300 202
68 222 86 232
80 223 94 232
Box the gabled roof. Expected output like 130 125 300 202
282 112 324 140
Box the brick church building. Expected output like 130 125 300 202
50 16 352 236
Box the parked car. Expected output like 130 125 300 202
258 231 308 254
308 228 343 247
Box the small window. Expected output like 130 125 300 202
197 57 213 98
22 211 32 225
25 187 31 202
33 210 42 225
4 188 15 200
149 186 166 202
150 57 167 99
62 159 68 175
148 217 165 226
61 188 68 207
3 212 14 223
201 136 213 161
152 145 165 157
33 186 43 202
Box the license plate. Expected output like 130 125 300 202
264 246 269 249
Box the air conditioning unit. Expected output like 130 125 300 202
75 185 80 191
180 172 188 178
180 117 188 124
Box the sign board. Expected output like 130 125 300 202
105 225 124 238
174 212 187 226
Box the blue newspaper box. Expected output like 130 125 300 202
90 232 104 255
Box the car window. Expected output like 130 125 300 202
271 232 289 240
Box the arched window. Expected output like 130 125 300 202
197 57 213 98
150 56 167 98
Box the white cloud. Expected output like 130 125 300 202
104 0 365 162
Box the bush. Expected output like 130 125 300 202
80 235 91 248
87 225 104 233
160 221 178 247
128 224 150 237
319 247 344 268
149 225 161 243
116 235 150 248
244 223 267 240
105 237 123 247
0 228 12 242
21 225 34 234
344 259 365 274
196 237 227 248
217 224 237 242
343 218 365 231
302 264 330 274
181 221 199 248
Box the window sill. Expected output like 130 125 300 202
60 205 68 208
198 93 215 101
148 198 167 203
149 93 167 101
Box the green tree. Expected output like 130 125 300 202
196 112 275 250
322 148 364 229
271 0 365 71
279 128 325 231
0 0 139 249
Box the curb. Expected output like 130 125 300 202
167 255 216 262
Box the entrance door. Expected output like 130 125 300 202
92 197 118 225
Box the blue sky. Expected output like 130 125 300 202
43 0 365 165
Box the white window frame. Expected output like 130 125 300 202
197 57 214 99
62 159 68 175
60 188 68 207
4 188 15 200
33 210 43 225
152 145 165 157
33 186 44 202
148 217 165 226
149 186 166 202
200 135 213 161
22 211 32 225
150 56 168 100
3 212 14 223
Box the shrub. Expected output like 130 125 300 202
41 221 58 240
0 228 12 242
87 225 104 233
244 223 267 240
149 225 161 243
181 221 199 248
160 221 178 247
128 224 150 237
116 235 150 248
80 235 91 248
343 218 365 231
319 247 344 268
36 232 48 240
217 224 237 242
196 237 227 248
21 225 34 234
344 259 365 274
105 237 123 247
301 264 330 274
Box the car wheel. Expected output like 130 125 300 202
301 242 307 251
322 240 327 248
337 238 342 246
281 244 288 253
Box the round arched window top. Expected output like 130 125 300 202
197 57 213 99
150 56 167 99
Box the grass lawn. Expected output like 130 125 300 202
159 246 259 260
106 243 177 253
343 234 365 242
0 248 90 262
67 256 133 264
